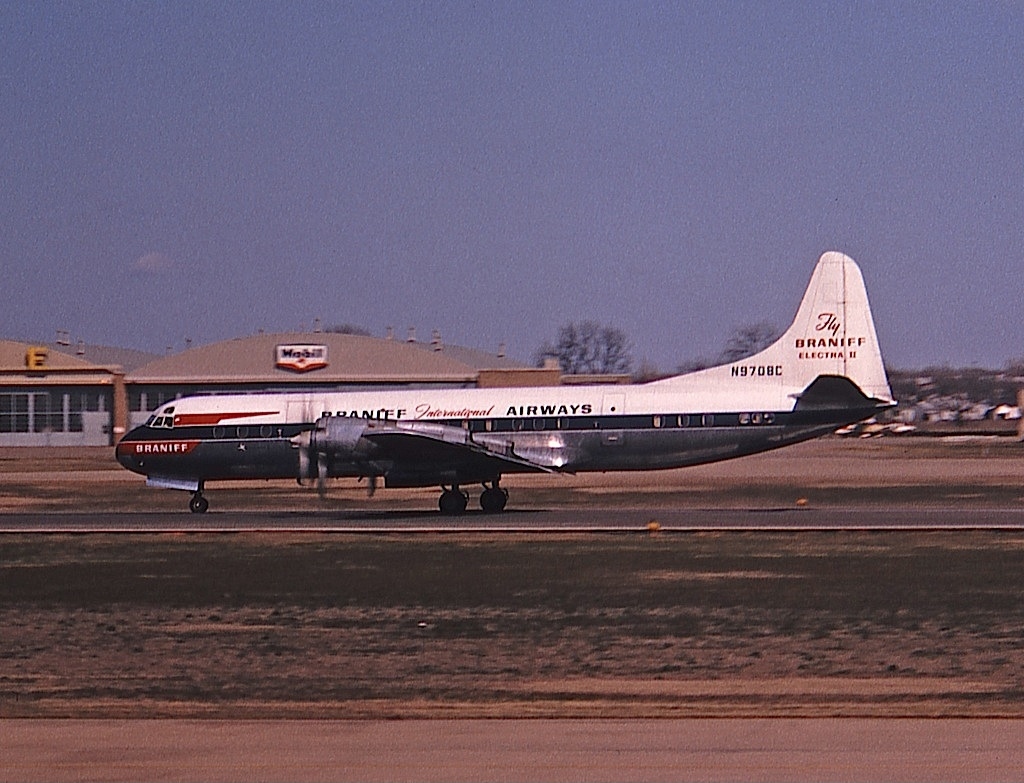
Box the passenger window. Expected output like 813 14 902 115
739 413 750 425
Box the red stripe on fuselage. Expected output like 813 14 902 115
172 411 280 426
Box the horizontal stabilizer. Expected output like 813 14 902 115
793 375 888 411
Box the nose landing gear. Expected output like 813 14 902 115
189 485 209 514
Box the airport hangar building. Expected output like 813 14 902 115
0 332 565 447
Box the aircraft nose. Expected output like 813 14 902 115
114 437 143 473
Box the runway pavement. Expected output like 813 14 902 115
5 718 1024 782
3 505 1024 532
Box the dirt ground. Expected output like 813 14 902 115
2 436 1024 719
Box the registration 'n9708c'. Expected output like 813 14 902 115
731 365 782 378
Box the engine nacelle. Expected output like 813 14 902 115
307 416 371 457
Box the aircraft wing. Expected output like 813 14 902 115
362 420 566 475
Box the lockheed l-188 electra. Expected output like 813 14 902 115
115 251 895 514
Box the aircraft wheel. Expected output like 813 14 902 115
480 486 508 513
189 494 209 514
439 487 468 515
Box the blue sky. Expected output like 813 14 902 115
3 2 1022 371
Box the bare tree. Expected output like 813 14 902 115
718 321 780 363
1005 357 1024 377
534 321 633 375
675 357 714 374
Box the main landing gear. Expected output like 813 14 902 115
479 480 508 513
438 480 509 515
438 486 469 515
189 484 209 514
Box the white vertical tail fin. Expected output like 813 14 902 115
655 251 893 406
767 251 893 402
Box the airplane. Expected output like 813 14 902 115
115 251 895 514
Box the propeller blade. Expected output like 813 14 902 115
291 430 313 487
317 452 328 498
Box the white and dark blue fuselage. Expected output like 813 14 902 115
116 252 896 513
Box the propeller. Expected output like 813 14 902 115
293 416 376 499
292 426 329 497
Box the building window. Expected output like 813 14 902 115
0 393 28 432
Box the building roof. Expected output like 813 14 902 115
0 339 120 384
127 332 484 384
48 342 158 372
1 339 114 370
406 339 528 370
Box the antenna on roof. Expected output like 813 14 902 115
497 342 506 358
76 339 85 356
313 318 322 333
407 326 417 343
385 326 394 341
431 329 442 352
56 329 70 346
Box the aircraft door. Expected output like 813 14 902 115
601 394 624 415
600 393 625 447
